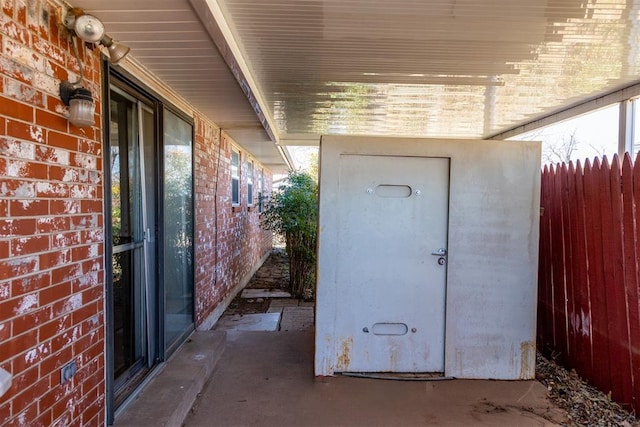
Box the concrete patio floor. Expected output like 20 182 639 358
115 252 571 426
184 330 569 427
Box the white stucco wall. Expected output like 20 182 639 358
315 136 541 379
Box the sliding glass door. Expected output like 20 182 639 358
105 75 195 422
163 110 194 351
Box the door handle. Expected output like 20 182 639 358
431 248 447 256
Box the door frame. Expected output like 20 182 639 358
103 66 163 424
103 64 196 423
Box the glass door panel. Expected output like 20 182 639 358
140 106 157 367
109 89 157 405
163 110 194 350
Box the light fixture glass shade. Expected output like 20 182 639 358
74 14 105 43
68 88 95 127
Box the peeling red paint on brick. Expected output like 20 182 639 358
1 178 38 199
193 115 273 327
49 198 80 215
9 198 48 216
36 144 69 164
10 271 49 297
2 0 15 18
11 234 50 255
0 56 34 85
0 217 36 236
0 17 29 44
35 181 68 198
6 120 44 143
0 137 36 159
32 33 62 62
0 255 38 281
0 321 10 341
36 215 68 233
15 0 26 26
1 1 277 425
4 78 44 107
0 2 106 424
47 165 74 182
0 329 38 363
0 281 10 300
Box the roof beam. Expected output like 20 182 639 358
489 82 640 141
189 0 282 149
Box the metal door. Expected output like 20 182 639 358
335 155 449 372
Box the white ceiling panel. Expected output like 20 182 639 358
69 0 640 168
213 0 640 140
70 0 289 169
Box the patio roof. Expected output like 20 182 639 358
72 0 640 167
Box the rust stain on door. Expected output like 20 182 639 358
520 341 535 379
336 337 353 370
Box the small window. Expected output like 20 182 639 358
258 168 264 213
231 149 240 205
247 160 254 205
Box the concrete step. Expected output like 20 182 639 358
114 330 226 427
279 307 314 332
241 288 291 298
215 313 281 331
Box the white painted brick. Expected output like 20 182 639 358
1 139 35 159
33 72 58 95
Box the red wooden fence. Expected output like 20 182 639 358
538 153 640 413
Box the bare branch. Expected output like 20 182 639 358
543 129 579 165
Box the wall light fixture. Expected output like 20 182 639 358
59 8 131 127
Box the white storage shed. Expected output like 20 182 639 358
315 136 541 379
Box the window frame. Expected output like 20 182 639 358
247 159 254 206
258 168 264 213
231 148 240 206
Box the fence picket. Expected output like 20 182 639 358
567 161 587 374
622 153 640 409
582 158 612 393
551 164 569 360
605 155 633 406
573 160 592 374
632 152 640 409
561 163 577 364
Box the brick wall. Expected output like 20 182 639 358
194 114 272 326
0 1 105 425
0 1 275 425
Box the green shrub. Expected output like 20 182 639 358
262 171 318 299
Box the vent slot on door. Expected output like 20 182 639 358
372 323 408 336
375 185 412 198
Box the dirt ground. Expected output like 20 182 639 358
536 354 639 426
223 248 290 316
